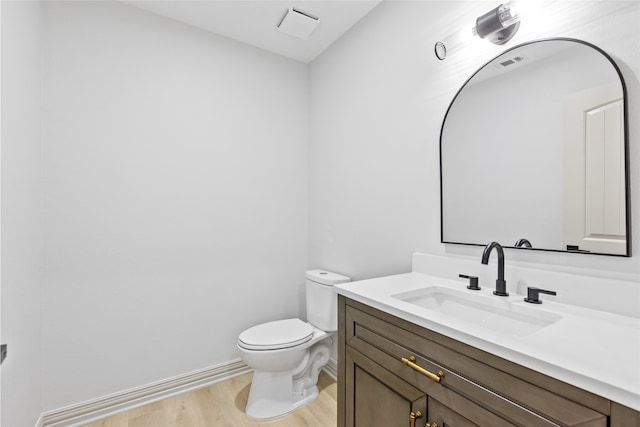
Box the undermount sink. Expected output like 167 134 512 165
392 286 563 337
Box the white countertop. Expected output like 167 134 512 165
336 272 640 411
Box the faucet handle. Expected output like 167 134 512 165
524 287 557 304
459 274 481 291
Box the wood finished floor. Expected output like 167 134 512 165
82 371 337 427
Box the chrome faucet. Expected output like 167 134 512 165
481 241 509 296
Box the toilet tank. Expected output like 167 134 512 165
305 270 351 331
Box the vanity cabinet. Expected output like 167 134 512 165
338 295 640 427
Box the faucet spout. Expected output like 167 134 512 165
481 241 508 296
514 238 532 248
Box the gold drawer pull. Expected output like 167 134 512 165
410 410 422 427
426 423 438 427
401 356 444 383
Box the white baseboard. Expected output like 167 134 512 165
40 359 251 427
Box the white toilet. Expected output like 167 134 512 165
237 269 350 420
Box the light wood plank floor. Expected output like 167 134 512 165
82 371 337 427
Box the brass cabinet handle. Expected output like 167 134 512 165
426 423 438 427
409 411 422 427
401 356 444 383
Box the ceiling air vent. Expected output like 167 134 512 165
277 8 320 40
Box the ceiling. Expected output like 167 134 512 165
122 1 382 63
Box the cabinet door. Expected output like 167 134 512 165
347 347 427 427
426 397 480 427
424 392 516 427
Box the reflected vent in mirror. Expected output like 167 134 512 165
498 55 525 68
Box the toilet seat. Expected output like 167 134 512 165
238 318 314 351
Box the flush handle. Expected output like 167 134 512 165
401 356 444 383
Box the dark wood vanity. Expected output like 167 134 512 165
338 295 640 427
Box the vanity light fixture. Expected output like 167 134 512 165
434 24 475 61
474 1 521 45
434 1 521 60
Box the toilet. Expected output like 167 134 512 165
237 269 350 420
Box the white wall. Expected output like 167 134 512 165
309 1 640 281
41 1 308 411
1 1 44 426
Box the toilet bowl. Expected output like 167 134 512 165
237 270 350 420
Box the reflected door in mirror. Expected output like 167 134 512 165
563 83 626 255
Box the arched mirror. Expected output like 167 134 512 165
440 38 630 256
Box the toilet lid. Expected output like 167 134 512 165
238 318 314 351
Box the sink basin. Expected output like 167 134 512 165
392 286 562 337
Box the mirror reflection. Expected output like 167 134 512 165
440 39 629 256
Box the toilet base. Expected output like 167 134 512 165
245 371 319 420
244 337 332 420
